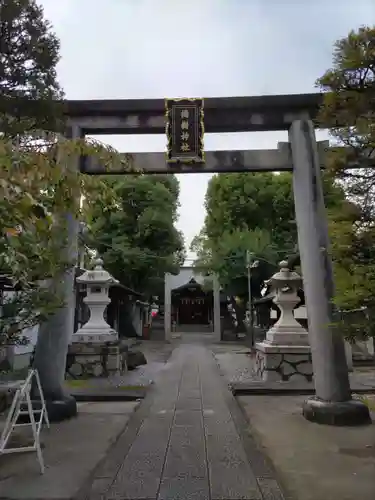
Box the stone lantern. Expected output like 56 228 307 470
255 261 312 384
73 258 119 343
68 258 127 379
264 261 309 346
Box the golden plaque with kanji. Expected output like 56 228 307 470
165 98 205 164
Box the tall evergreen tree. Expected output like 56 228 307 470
0 0 64 138
317 25 375 339
0 1 124 422
0 0 67 345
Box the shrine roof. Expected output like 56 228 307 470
169 267 208 291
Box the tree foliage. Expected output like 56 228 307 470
202 172 297 251
317 25 375 323
192 26 375 338
85 174 186 296
317 25 375 217
0 0 125 346
0 135 128 345
0 0 64 137
193 27 375 309
192 172 347 296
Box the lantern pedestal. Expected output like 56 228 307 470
68 341 127 379
255 343 312 383
255 261 313 384
67 258 127 380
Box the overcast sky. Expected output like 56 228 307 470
40 0 374 262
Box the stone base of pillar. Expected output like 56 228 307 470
67 341 127 379
303 396 371 426
45 395 78 422
17 393 78 424
255 342 312 383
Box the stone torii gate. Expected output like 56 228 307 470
38 93 369 426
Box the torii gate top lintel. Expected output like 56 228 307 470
65 92 322 135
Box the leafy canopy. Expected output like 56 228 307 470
0 0 126 345
317 25 375 325
0 0 64 137
317 25 375 217
85 174 186 295
192 171 347 296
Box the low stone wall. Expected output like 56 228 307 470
66 341 128 379
255 346 313 383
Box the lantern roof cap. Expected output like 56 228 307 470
76 258 118 285
269 261 302 289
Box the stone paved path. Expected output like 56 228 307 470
82 335 284 500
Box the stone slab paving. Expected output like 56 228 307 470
0 402 140 500
238 394 375 500
84 340 284 500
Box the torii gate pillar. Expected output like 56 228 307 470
290 119 370 426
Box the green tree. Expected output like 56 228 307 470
0 134 124 347
203 172 297 250
192 170 354 330
317 25 375 337
85 174 186 296
0 0 122 347
192 227 278 295
0 0 64 137
317 25 375 217
191 173 299 330
0 0 64 347
193 171 347 287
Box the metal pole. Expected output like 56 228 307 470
78 222 87 269
213 274 221 342
164 272 171 341
246 251 254 347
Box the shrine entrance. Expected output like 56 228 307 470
73 93 327 343
43 91 371 425
64 94 343 351
171 278 213 328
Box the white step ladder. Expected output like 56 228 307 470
0 369 50 473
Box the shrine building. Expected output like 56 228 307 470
169 268 214 329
